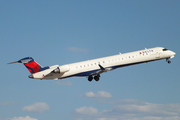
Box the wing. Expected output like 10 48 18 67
91 64 113 75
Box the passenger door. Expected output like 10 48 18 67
156 52 162 59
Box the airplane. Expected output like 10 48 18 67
8 47 175 81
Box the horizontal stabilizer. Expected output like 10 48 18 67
8 57 49 74
8 61 19 64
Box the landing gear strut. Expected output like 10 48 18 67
166 58 171 64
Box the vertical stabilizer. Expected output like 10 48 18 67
8 57 49 74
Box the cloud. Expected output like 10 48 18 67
21 102 49 113
67 47 89 53
85 91 112 98
108 100 180 117
74 99 180 120
75 106 98 115
55 81 73 86
96 118 118 120
10 116 37 120
97 116 180 120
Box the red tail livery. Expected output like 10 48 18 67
8 57 49 74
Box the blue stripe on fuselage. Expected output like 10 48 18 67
75 69 101 76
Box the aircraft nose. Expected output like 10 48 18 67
169 51 176 58
29 74 34 78
173 52 176 55
171 51 176 56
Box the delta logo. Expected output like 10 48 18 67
139 50 154 55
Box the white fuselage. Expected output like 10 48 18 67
31 47 175 80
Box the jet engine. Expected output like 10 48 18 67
52 65 70 73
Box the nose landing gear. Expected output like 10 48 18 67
166 58 171 64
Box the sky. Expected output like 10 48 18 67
0 0 180 120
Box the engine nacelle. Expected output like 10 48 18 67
53 65 70 73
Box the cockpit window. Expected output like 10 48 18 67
162 48 168 51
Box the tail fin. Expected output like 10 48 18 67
8 57 49 74
23 57 42 74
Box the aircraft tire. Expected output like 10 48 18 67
94 76 99 81
88 75 93 81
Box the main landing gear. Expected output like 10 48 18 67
88 75 100 82
166 58 171 64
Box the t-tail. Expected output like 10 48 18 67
8 57 49 74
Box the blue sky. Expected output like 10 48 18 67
0 0 180 120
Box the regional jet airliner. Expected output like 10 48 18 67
8 47 175 81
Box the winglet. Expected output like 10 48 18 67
98 64 105 70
